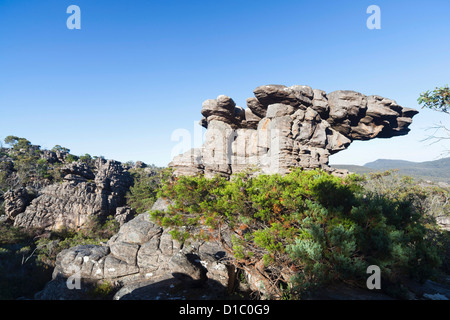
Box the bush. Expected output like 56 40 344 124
1 136 68 189
126 167 163 214
35 216 120 267
150 168 445 298
0 224 52 299
65 154 78 163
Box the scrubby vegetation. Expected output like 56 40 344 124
126 166 163 214
0 136 102 197
1 136 65 189
150 168 449 299
0 216 120 299
1 135 448 300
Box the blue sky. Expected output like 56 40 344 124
0 0 449 166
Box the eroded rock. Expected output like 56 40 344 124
13 159 133 230
170 84 418 178
36 200 238 300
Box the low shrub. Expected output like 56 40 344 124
0 216 120 299
150 168 445 298
35 216 119 267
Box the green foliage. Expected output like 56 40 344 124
126 167 163 214
36 158 52 180
359 170 449 277
0 136 97 189
4 136 32 150
0 224 51 299
418 86 450 155
79 153 92 163
418 85 450 114
0 216 120 299
65 154 78 163
87 281 116 299
150 168 445 298
35 216 120 267
51 145 70 153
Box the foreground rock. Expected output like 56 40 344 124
35 199 240 300
170 84 418 178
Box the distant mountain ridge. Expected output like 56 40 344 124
332 157 450 184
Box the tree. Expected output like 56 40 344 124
418 85 450 155
4 136 32 150
51 145 70 153
418 85 450 114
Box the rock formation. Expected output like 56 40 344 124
170 84 418 178
35 199 238 300
3 187 33 220
12 159 133 230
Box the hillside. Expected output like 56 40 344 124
332 157 450 184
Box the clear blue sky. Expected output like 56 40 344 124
0 0 449 166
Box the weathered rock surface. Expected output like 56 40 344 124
36 199 238 300
3 187 33 220
13 159 132 230
170 84 418 178
40 149 69 164
61 162 95 180
114 206 135 226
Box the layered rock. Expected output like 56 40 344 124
13 159 133 230
40 149 69 164
172 84 418 178
36 199 237 300
3 187 33 220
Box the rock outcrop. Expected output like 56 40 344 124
170 84 418 178
12 159 133 230
36 199 238 300
3 187 33 220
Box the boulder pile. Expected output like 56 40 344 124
36 199 238 300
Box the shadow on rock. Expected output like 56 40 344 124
115 273 230 300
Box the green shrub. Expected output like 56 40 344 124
35 216 119 267
1 136 71 188
0 214 121 299
150 168 445 298
0 224 52 299
87 280 116 299
126 167 163 214
65 154 78 163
